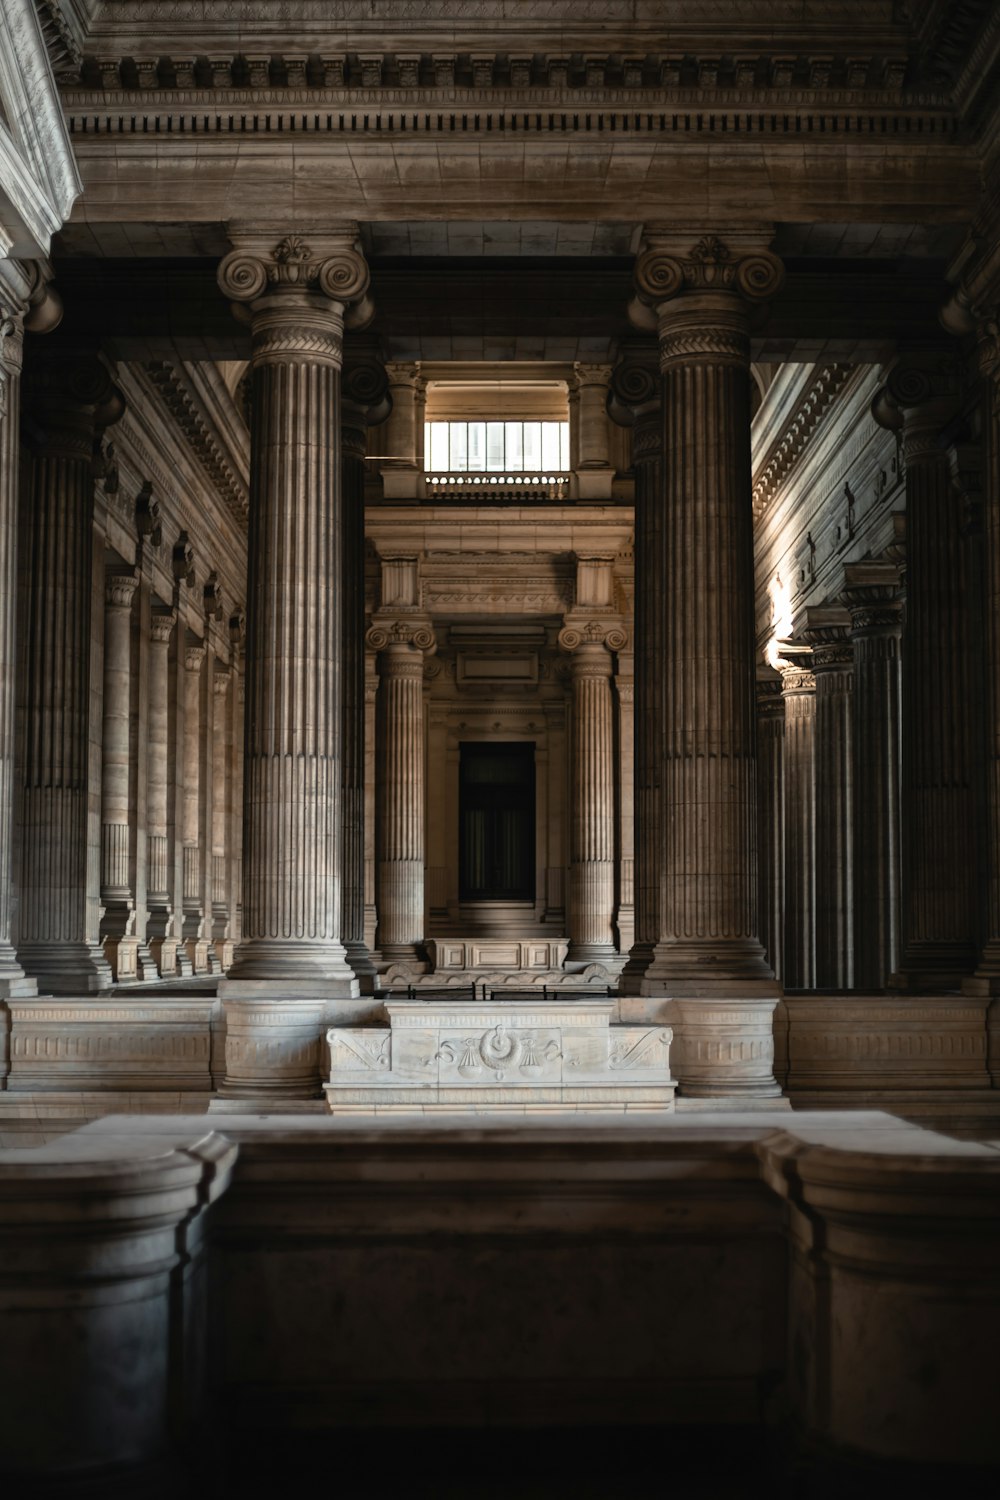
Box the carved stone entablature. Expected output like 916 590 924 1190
751 365 853 520
558 619 629 654
366 619 436 654
142 362 249 529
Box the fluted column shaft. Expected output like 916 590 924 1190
0 311 34 998
99 569 139 977
807 614 854 989
180 637 210 973
17 360 123 994
374 642 427 957
564 641 617 959
609 360 662 992
969 356 1000 993
755 670 784 985
894 404 976 987
649 296 774 988
844 566 903 990
210 668 230 967
780 661 816 989
146 608 178 975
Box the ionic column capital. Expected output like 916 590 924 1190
365 618 436 656
150 606 176 646
558 620 628 659
184 636 207 673
22 357 126 460
632 228 784 369
804 605 854 672
607 349 661 431
871 354 963 461
755 665 785 718
104 567 139 612
218 228 371 368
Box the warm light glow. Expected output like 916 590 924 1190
765 572 792 670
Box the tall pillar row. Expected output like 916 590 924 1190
17 357 125 994
805 608 854 990
217 228 370 1097
628 228 784 1097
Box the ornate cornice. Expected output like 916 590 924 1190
142 361 249 528
751 364 853 521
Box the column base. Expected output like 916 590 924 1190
890 944 977 994
184 939 213 976
103 935 141 983
345 939 378 993
16 943 113 994
214 940 234 972
0 964 38 1000
149 938 179 978
218 977 360 1098
617 942 655 996
136 943 159 982
566 941 619 964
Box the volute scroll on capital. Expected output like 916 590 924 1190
633 232 785 309
558 620 629 654
365 619 436 654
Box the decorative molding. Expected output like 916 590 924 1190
635 233 784 306
751 364 853 521
142 361 249 528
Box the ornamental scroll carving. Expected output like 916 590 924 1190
218 234 370 307
365 619 436 653
633 232 784 307
558 620 628 653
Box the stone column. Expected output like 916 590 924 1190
608 353 662 992
630 229 784 1096
341 358 390 991
99 566 144 981
379 361 424 498
146 606 179 976
180 636 210 974
210 666 231 971
0 305 35 1002
780 655 816 990
17 358 124 994
614 673 635 955
873 361 977 989
367 621 435 968
842 562 903 991
755 667 784 985
217 230 369 1097
558 622 625 963
806 607 854 990
572 363 614 498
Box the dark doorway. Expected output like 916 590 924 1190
459 742 536 901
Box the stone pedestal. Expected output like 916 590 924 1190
572 362 614 499
217 230 367 1098
325 998 675 1112
876 363 977 990
146 606 180 977
629 230 783 1095
780 655 816 990
368 621 435 969
379 361 424 499
559 623 624 963
0 306 35 1001
842 562 903 991
17 358 124 994
805 608 854 989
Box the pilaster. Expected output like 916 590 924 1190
216 227 369 1098
780 654 816 990
181 635 210 975
99 565 144 981
571 363 614 499
210 667 232 972
379 361 424 499
146 605 179 977
755 667 785 986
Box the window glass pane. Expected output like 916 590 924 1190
486 422 505 471
505 421 523 471
428 423 448 470
449 422 468 472
541 421 561 469
467 421 486 471
523 422 541 470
